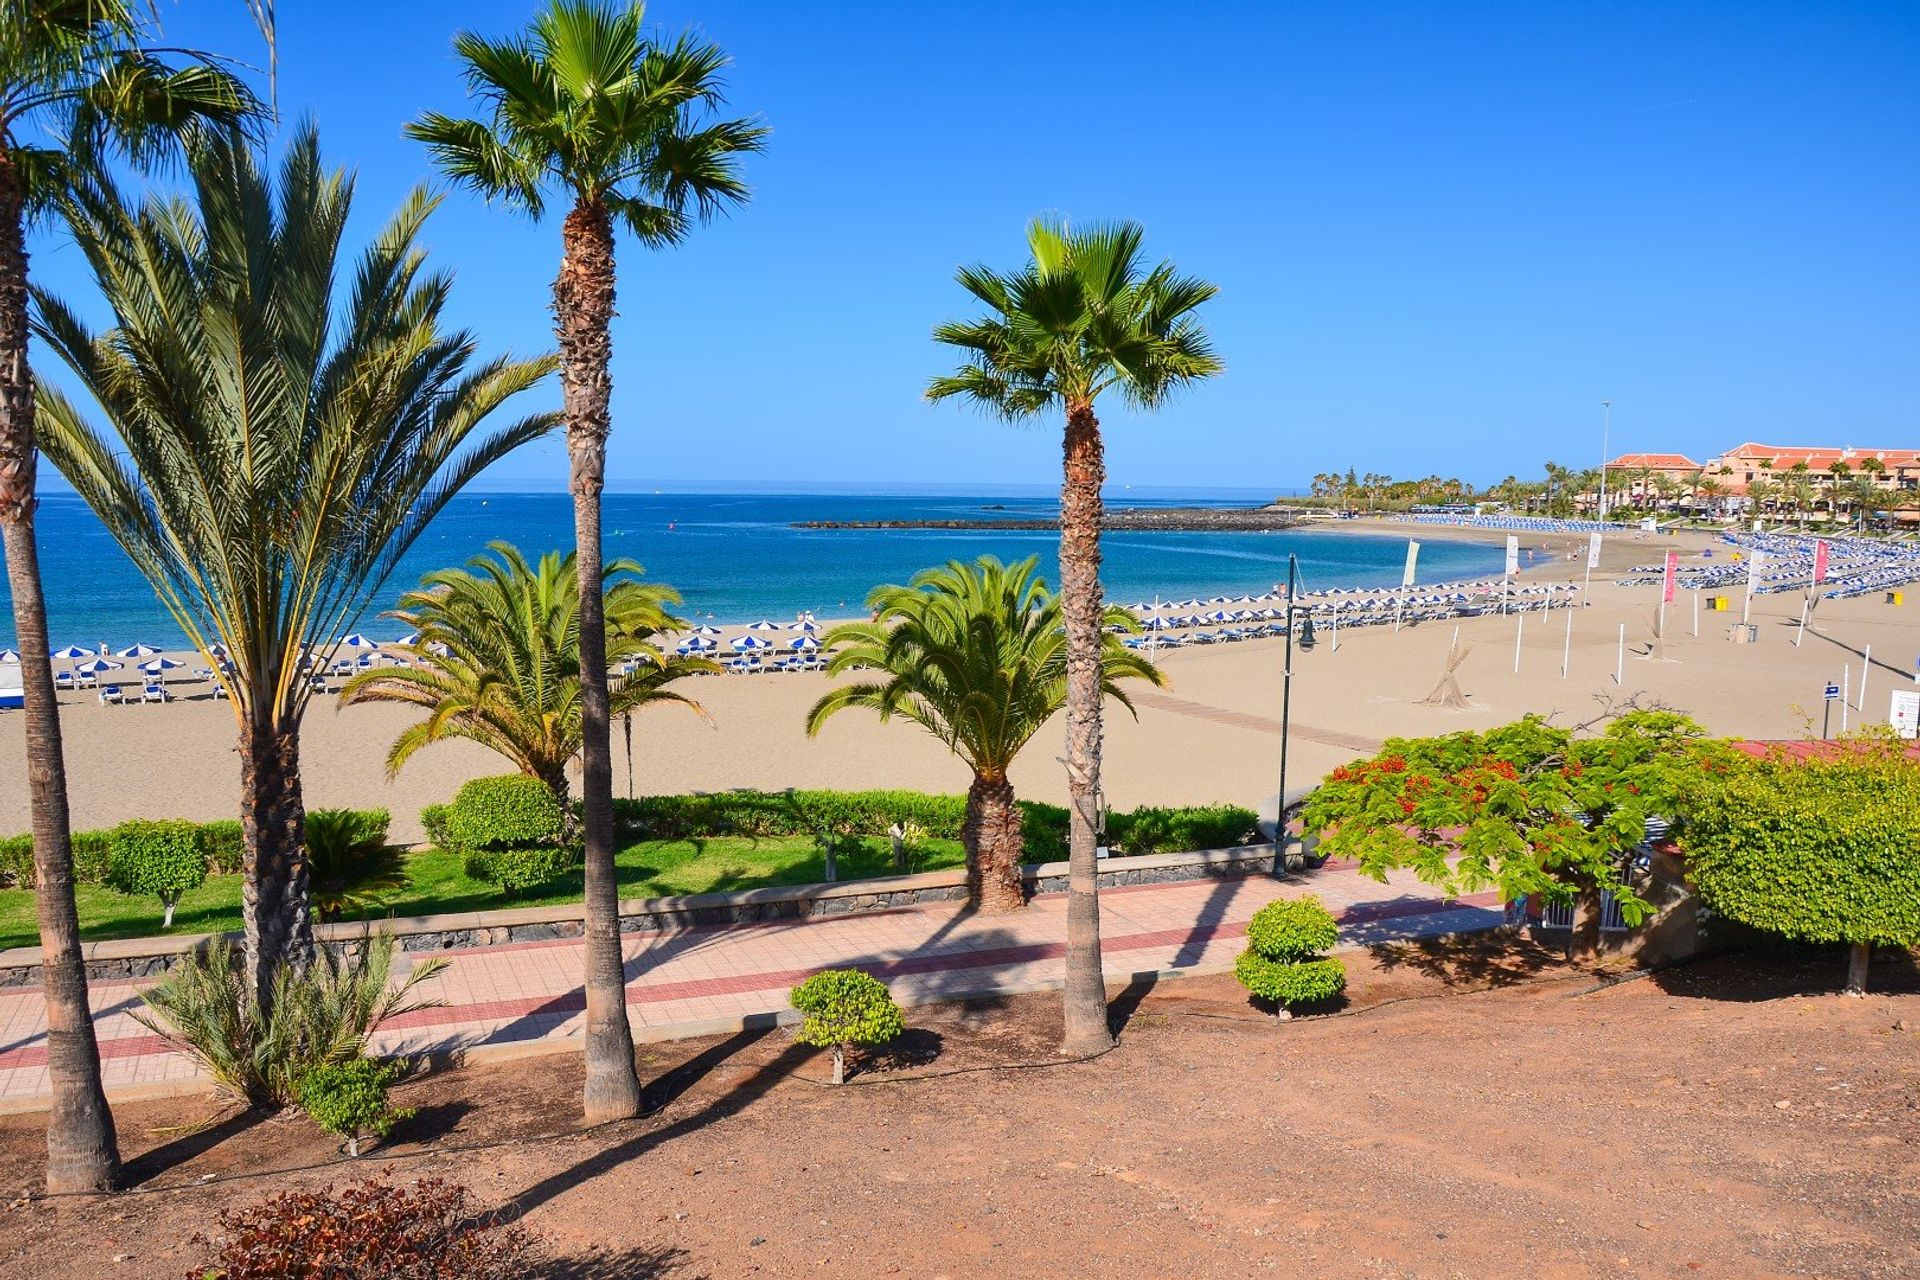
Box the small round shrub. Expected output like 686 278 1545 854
464 843 580 896
1234 953 1347 1008
104 818 208 928
1245 896 1339 962
790 968 905 1084
446 775 565 851
419 803 454 850
300 1057 413 1157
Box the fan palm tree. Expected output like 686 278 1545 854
342 541 712 810
407 0 763 1123
32 124 558 1017
806 557 1162 913
928 219 1220 1053
0 0 266 1195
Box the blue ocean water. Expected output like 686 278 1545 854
6 490 1504 649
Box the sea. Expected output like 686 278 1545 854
5 488 1506 650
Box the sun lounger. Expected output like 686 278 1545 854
142 682 170 703
98 685 124 705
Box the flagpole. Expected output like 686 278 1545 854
1274 554 1299 875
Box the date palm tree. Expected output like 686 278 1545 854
807 557 1162 913
32 124 557 1018
342 541 712 811
928 219 1220 1052
407 0 763 1123
1 0 263 1194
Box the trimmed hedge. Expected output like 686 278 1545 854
1244 896 1341 962
597 790 1260 863
1235 895 1346 1012
1233 953 1348 1006
0 811 381 892
464 844 580 896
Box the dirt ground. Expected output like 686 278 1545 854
3 942 1916 1280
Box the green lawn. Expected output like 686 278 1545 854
0 834 967 953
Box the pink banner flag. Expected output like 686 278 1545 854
1813 540 1830 584
1662 550 1678 603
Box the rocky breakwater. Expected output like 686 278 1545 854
796 506 1302 532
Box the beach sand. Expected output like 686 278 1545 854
5 525 1916 843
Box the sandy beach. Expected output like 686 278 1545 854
5 523 1916 843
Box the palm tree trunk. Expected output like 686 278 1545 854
0 158 120 1192
1057 401 1112 1053
964 774 1025 914
238 715 312 1011
557 197 640 1123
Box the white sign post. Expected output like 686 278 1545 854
1562 607 1573 679
1502 535 1519 614
1743 550 1764 624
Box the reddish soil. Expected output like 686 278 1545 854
2 940 1916 1279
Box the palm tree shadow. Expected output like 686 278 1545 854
120 1106 269 1188
505 1036 813 1224
537 1243 694 1278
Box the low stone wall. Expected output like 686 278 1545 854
0 844 1283 987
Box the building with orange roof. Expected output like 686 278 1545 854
1701 442 1920 524
1600 452 1703 507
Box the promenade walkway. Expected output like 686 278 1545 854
0 862 1501 1110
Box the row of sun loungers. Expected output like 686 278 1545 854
1614 533 1920 599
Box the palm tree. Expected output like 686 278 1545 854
342 542 712 811
32 124 557 1017
408 0 763 1123
928 219 1220 1053
1 0 263 1195
806 557 1162 913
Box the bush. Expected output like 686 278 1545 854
300 1057 413 1157
1244 896 1340 962
1235 895 1345 1015
463 844 580 896
1233 953 1348 1006
305 808 408 921
104 819 207 928
790 968 905 1084
419 803 453 850
193 1175 538 1279
1108 804 1261 855
1683 740 1920 994
445 775 565 851
134 935 445 1107
197 819 246 874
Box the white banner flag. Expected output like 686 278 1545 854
1746 550 1765 588
1586 531 1603 570
1504 534 1520 577
1402 540 1420 587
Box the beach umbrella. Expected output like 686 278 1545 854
732 635 771 651
339 633 381 650
788 635 820 650
74 658 123 674
116 642 162 658
690 624 723 636
141 657 185 674
678 636 718 653
393 633 419 646
1205 610 1231 623
0 648 17 663
1142 616 1171 631
745 619 780 631
202 642 229 658
786 619 820 632
52 644 93 659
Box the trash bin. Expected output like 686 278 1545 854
1889 591 1905 606
1713 597 1729 612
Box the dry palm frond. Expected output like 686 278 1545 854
1418 641 1472 709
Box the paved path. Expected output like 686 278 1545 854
0 863 1499 1110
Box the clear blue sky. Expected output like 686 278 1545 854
27 0 1920 492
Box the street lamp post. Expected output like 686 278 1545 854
1597 399 1612 519
1274 553 1299 875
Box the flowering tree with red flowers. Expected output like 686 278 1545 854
1301 711 1729 952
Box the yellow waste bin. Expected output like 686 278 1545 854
1889 591 1905 606
1713 597 1729 612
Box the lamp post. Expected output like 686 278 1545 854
1597 400 1612 519
1274 553 1300 875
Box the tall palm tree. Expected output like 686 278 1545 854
807 557 1162 913
406 0 764 1122
32 124 557 1016
928 219 1220 1052
0 0 262 1195
342 541 712 810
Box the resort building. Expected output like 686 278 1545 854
1700 443 1920 523
1599 452 1703 508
